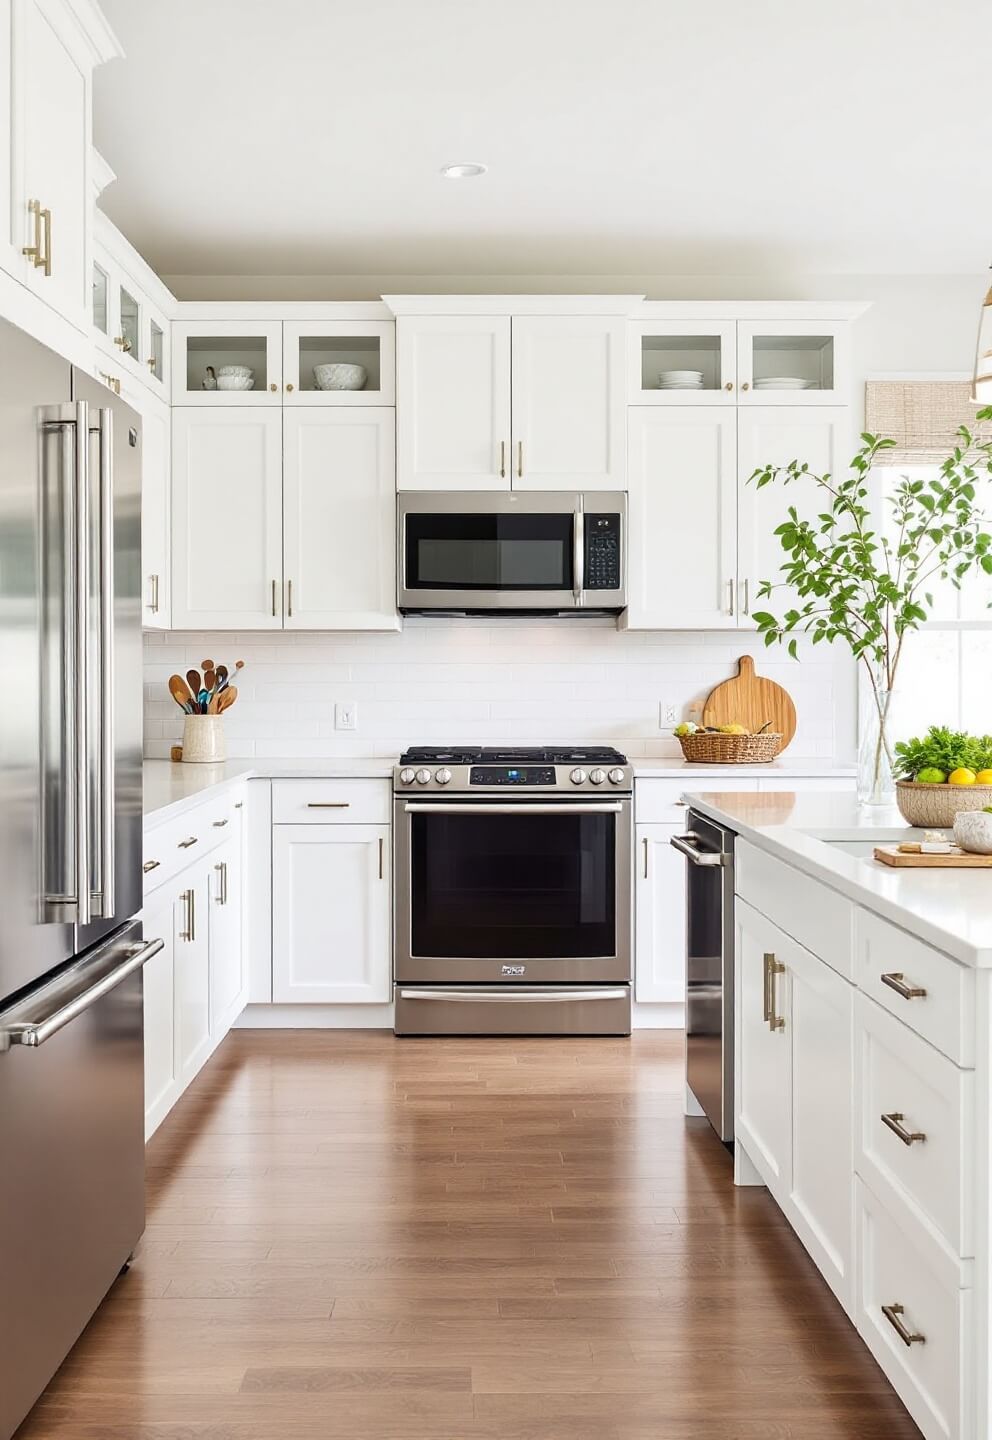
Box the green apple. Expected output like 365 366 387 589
915 767 947 784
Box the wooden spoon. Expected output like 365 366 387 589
169 674 194 711
186 669 202 699
201 659 215 673
217 685 237 713
215 664 228 688
203 668 217 697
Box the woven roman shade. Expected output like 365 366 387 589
864 381 992 464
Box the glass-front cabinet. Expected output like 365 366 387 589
628 320 736 403
92 264 108 335
171 321 283 405
737 321 848 404
283 321 395 405
147 316 166 389
118 284 141 361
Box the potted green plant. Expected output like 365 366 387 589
749 408 992 803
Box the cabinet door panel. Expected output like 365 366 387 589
511 316 625 491
626 407 737 629
142 892 177 1139
141 397 170 628
737 406 848 625
635 823 685 1003
171 407 283 628
209 834 244 1037
396 316 510 490
283 408 397 629
735 899 791 1189
272 825 390 1003
175 871 210 1086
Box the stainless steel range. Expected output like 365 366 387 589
393 747 633 1036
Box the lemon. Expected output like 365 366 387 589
719 723 748 735
674 722 698 737
915 767 946 784
975 769 992 785
948 768 977 786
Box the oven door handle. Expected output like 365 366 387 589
398 988 629 1004
403 802 623 815
670 832 726 866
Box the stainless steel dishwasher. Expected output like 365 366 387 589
671 811 736 1143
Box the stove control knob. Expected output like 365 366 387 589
608 767 626 785
569 768 587 785
399 767 416 785
435 767 452 785
415 768 432 785
589 768 606 785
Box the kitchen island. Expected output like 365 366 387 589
686 788 990 1440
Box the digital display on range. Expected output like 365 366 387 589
469 766 556 786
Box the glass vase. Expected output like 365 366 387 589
858 682 895 806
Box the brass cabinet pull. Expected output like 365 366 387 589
307 801 350 809
177 836 198 850
743 579 750 615
40 207 51 275
214 860 228 905
728 578 735 616
114 335 132 353
378 836 384 880
23 197 42 264
881 1112 926 1147
148 574 159 613
881 1303 925 1347
235 802 243 809
500 440 506 479
142 859 161 874
643 836 648 878
147 356 157 372
99 372 121 396
516 440 523 478
764 952 785 1031
287 579 293 618
271 579 277 617
881 972 927 1000
212 818 229 827
762 952 772 1023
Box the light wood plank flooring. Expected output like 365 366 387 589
18 1031 920 1439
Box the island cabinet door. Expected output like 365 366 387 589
736 899 792 1192
788 941 855 1314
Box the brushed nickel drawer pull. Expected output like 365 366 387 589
881 972 927 1001
882 1302 925 1347
235 802 243 809
762 951 773 1023
212 818 229 827
214 860 228 905
178 836 198 849
500 440 506 479
378 836 384 880
643 836 648 878
142 859 161 873
881 1112 926 1146
180 888 195 942
272 578 277 617
766 953 785 1031
517 440 523 478
307 801 350 808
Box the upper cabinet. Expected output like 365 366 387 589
172 320 283 405
629 320 737 405
737 320 850 406
391 301 633 492
283 320 394 405
9 0 120 331
92 209 174 399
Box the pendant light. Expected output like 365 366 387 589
972 270 992 403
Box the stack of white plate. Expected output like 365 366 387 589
657 369 704 390
753 376 809 391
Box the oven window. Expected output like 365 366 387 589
410 810 615 958
405 512 574 590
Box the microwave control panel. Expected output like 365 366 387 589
584 514 621 590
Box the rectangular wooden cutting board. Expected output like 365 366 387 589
874 846 992 868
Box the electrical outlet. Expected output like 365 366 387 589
335 702 357 731
659 702 678 728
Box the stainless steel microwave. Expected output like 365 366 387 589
397 491 626 615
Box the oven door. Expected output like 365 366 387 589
395 796 632 984
398 491 581 611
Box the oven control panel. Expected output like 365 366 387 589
469 766 556 787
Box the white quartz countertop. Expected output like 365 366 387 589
633 758 856 779
686 789 992 968
143 757 395 825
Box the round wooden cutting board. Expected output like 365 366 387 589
701 655 797 755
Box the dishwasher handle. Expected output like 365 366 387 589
670 832 726 867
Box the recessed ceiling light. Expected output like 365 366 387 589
440 162 487 180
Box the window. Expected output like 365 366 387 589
879 464 992 742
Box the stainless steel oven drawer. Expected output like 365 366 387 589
394 984 631 1036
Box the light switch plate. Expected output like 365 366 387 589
335 702 357 731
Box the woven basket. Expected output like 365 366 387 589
895 780 992 828
677 731 782 765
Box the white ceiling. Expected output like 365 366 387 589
93 0 992 280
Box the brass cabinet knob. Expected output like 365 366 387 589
269 382 277 392
741 381 751 391
285 382 294 392
724 381 734 391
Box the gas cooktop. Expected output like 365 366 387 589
399 746 628 766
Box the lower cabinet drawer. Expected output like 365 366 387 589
856 1177 970 1440
272 779 390 825
736 839 854 978
856 910 973 1067
856 994 972 1259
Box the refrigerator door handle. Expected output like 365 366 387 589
93 405 115 919
2 938 163 1049
71 400 91 926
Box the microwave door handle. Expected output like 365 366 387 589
573 508 584 603
670 832 725 866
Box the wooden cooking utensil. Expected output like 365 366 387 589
186 669 202 700
702 655 797 755
168 674 194 711
203 668 217 697
201 659 215 672
215 664 228 687
217 685 237 713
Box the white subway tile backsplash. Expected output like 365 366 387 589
144 621 856 762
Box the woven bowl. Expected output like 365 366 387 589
677 731 782 764
895 780 992 828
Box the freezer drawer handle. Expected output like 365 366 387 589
670 833 724 866
881 1112 927 1147
404 802 622 815
3 938 164 1048
880 972 927 1001
881 1303 925 1347
398 989 629 1004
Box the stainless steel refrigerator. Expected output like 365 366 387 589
0 317 161 1439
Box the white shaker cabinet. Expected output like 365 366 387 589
283 407 398 630
171 407 284 629
272 823 390 1004
209 834 245 1038
737 405 848 622
634 823 686 1003
735 898 792 1189
174 864 211 1088
396 315 510 490
626 407 737 629
510 315 625 491
140 392 170 628
141 889 178 1140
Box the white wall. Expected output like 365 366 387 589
144 621 856 762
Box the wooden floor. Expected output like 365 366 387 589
19 1030 920 1439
